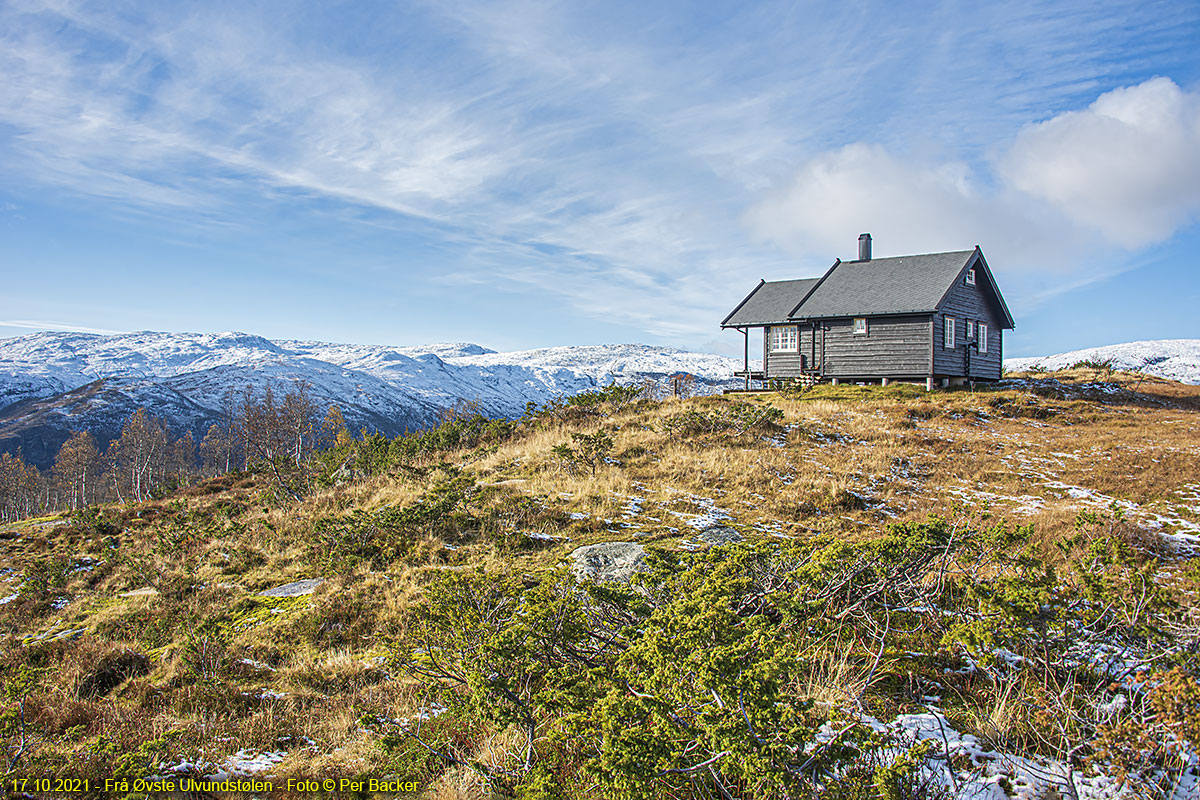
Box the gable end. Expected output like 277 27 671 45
931 248 1014 329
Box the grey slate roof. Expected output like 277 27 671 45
722 278 821 327
792 250 976 319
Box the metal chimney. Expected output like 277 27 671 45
858 233 872 261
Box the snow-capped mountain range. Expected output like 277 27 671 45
1004 339 1200 385
0 331 742 467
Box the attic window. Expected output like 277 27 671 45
965 268 976 286
944 317 956 349
769 325 797 352
852 317 868 335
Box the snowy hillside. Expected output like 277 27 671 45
1004 339 1200 384
0 331 741 467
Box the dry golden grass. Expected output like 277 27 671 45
798 644 872 709
961 672 1035 752
0 369 1197 789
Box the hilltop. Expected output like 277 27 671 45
0 368 1197 798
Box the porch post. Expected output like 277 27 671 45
742 328 749 390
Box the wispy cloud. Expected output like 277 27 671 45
0 0 1197 346
0 320 124 335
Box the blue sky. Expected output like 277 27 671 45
1 0 1198 358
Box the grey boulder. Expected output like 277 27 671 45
257 578 324 597
569 542 647 584
696 526 744 546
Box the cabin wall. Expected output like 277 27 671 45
933 275 1004 380
763 325 815 378
818 315 932 379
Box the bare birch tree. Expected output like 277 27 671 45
51 431 99 510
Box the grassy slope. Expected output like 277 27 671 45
1 369 1198 797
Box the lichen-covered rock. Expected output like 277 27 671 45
696 526 744 546
257 578 324 597
569 542 647 584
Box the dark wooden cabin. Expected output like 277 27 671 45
722 234 1014 390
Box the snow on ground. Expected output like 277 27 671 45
947 485 1047 516
209 749 288 779
672 494 733 530
1036 476 1200 551
811 710 1147 800
1005 339 1200 384
953 441 1200 551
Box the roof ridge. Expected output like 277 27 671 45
840 249 975 264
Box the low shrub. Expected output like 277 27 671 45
310 472 476 570
526 383 651 425
660 402 784 439
1071 357 1116 373
550 429 614 476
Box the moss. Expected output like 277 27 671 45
225 594 314 635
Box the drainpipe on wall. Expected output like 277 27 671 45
820 324 827 378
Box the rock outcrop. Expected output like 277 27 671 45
569 542 647 584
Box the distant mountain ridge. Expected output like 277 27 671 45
4 332 1195 469
0 331 742 468
1004 339 1200 384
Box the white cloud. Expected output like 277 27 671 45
1000 77 1200 248
743 142 1092 274
745 144 992 260
745 77 1200 298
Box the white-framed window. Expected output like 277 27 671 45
965 320 974 339
978 323 988 353
852 317 868 335
769 325 798 352
965 268 976 286
944 317 956 349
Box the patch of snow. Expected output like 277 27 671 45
524 531 570 543
210 749 287 779
663 494 734 530
620 496 645 517
392 703 449 729
822 710 1134 800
